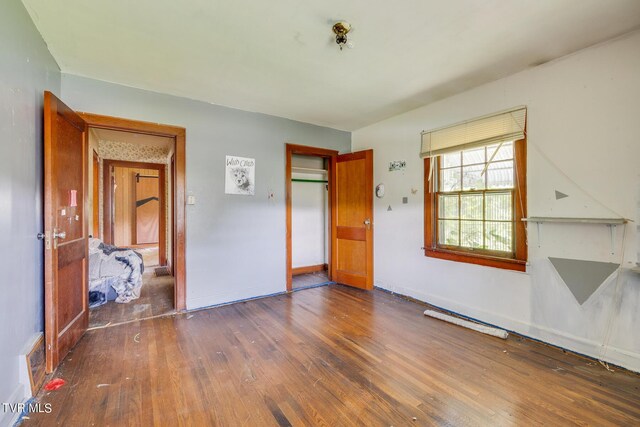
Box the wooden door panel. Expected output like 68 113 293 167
332 150 374 290
135 173 160 244
336 158 367 227
336 240 366 272
336 226 365 241
44 91 88 373
55 116 84 241
56 253 85 332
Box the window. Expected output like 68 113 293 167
424 139 527 271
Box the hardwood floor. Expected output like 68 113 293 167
89 270 174 328
292 270 330 289
25 285 640 426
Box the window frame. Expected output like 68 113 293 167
424 138 527 271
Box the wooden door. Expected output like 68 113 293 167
332 150 374 289
43 91 89 373
135 172 160 244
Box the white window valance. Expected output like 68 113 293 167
420 106 527 157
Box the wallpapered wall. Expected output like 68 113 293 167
99 140 171 163
95 139 173 264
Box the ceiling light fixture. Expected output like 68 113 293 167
332 21 352 50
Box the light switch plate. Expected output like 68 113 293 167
187 195 196 205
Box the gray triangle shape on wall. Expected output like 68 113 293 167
548 257 619 305
555 190 569 200
387 205 392 211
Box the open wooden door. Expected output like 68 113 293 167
43 91 89 373
332 150 374 289
135 173 160 245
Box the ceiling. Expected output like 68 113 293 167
90 128 174 152
23 1 640 131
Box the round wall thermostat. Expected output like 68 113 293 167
375 183 385 198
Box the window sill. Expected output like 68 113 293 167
424 248 526 272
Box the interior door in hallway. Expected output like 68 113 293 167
135 172 160 244
332 150 374 290
43 91 89 373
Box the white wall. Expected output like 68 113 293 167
291 180 327 268
291 155 328 268
60 74 350 310
0 0 61 425
352 31 640 372
292 155 327 268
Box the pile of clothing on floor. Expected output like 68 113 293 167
88 238 144 308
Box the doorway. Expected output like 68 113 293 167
285 144 338 291
286 144 375 293
79 112 186 315
102 159 167 265
87 129 176 328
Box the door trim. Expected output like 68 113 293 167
92 150 100 238
103 159 167 266
79 112 187 311
285 144 338 292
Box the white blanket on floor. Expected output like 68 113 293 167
89 238 144 304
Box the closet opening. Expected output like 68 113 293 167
285 144 338 291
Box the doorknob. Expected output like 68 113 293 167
364 218 371 230
53 230 66 240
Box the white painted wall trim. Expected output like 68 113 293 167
186 284 285 311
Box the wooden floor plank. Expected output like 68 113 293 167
24 285 640 426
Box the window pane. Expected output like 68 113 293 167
438 220 459 246
485 192 512 221
460 193 482 220
439 194 459 219
440 168 461 192
486 160 514 189
462 164 485 191
487 142 513 162
463 147 485 165
460 220 483 248
485 221 513 252
442 152 461 168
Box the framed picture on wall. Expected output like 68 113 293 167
225 155 255 196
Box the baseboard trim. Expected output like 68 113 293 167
375 284 640 374
292 264 328 276
187 291 288 313
186 282 332 313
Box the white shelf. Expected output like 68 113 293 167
522 217 627 225
522 217 628 255
292 166 327 174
